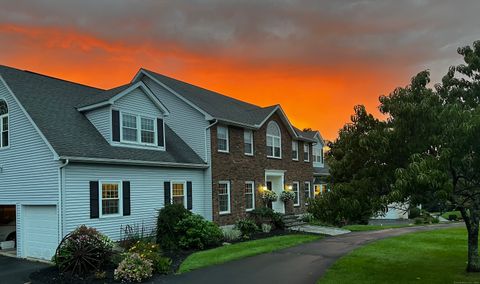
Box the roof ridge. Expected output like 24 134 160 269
21 70 105 91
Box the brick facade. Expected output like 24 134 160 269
211 112 314 225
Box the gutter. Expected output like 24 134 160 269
59 156 209 169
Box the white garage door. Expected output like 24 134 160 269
23 205 58 260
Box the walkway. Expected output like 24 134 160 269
155 223 462 284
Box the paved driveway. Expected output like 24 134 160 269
0 255 49 284
155 223 463 284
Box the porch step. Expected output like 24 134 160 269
282 214 307 228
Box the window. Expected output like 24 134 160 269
292 182 300 206
304 181 311 203
244 130 254 155
217 125 229 152
218 181 231 214
313 144 323 164
245 181 255 211
266 121 281 158
292 141 298 160
100 181 122 216
120 112 157 146
0 100 8 148
171 181 186 205
304 143 310 162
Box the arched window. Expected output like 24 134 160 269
266 121 281 158
0 99 8 148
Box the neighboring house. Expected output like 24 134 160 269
0 65 326 260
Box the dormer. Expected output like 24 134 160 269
77 81 170 151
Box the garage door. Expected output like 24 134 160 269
23 205 58 260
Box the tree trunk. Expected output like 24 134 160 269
461 208 480 272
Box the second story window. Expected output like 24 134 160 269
304 143 310 162
266 121 281 158
120 112 157 146
0 100 8 148
313 144 323 165
292 141 298 160
244 129 253 155
217 125 229 152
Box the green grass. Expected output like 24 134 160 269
178 234 321 273
319 227 480 283
342 224 417 231
441 210 462 220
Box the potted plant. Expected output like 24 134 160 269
280 191 296 214
261 190 278 209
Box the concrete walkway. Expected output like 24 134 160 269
155 223 462 284
289 224 351 236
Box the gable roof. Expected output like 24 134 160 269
136 69 317 142
0 65 205 167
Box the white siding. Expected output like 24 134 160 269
142 77 208 160
63 163 208 240
85 106 111 143
0 80 59 205
114 88 162 118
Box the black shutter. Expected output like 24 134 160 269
164 181 171 205
157 118 164 147
123 181 131 216
112 110 120 142
187 181 193 210
89 181 99 218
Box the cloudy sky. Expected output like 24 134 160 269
0 0 479 139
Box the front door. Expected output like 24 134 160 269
266 172 285 214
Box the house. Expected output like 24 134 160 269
0 65 326 260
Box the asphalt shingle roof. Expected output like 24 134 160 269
0 65 205 166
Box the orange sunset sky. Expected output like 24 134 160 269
1 1 479 140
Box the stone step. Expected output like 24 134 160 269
285 221 307 228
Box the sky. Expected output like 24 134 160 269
1 0 479 140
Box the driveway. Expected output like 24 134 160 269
0 255 49 284
155 223 463 284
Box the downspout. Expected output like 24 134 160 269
58 159 69 240
204 119 218 163
204 119 217 221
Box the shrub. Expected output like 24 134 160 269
279 191 296 202
119 222 155 249
261 223 272 233
176 214 223 250
408 207 421 219
414 217 424 225
156 204 192 249
222 227 242 242
235 219 259 237
250 207 285 229
128 240 172 274
301 213 315 223
53 225 113 276
432 217 440 224
448 214 458 221
114 252 153 283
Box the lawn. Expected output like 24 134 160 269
441 210 462 220
178 234 321 273
319 227 480 283
342 224 416 231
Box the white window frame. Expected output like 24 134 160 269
292 181 300 206
244 129 254 156
218 181 231 214
217 125 229 153
313 144 323 165
0 99 9 150
304 143 310 162
119 110 158 147
170 181 187 206
292 141 298 161
266 121 282 159
99 180 123 218
245 181 255 211
304 181 311 204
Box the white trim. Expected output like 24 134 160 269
119 110 160 147
244 129 254 156
304 181 311 205
133 69 213 120
98 180 123 218
292 140 299 161
170 180 187 206
303 143 310 162
0 76 59 159
217 125 229 153
218 180 231 215
292 181 300 206
245 181 255 211
0 100 9 150
266 121 281 159
256 105 300 140
78 81 170 115
59 156 208 168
